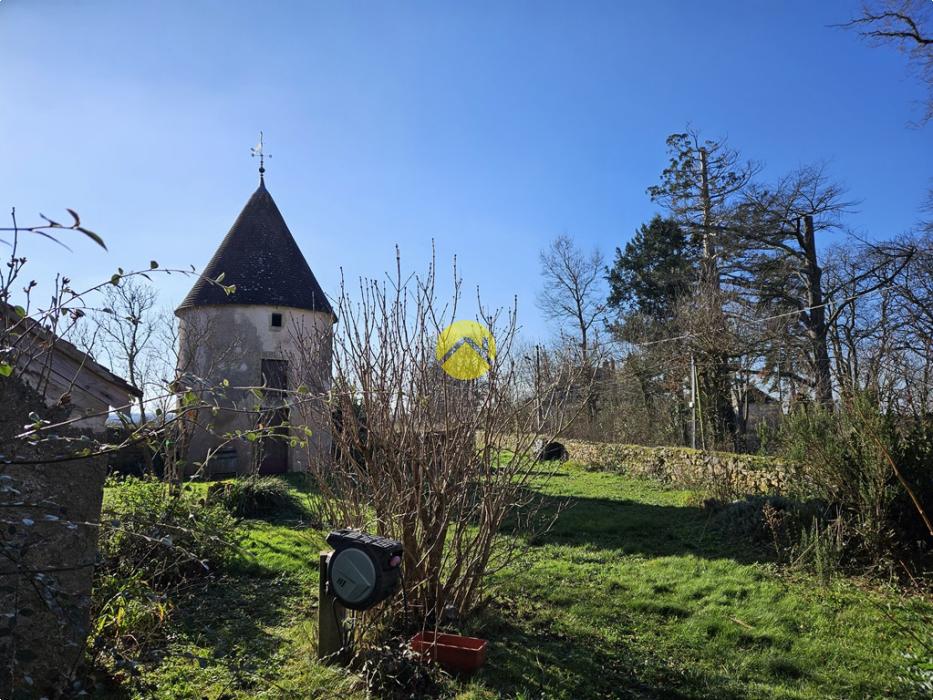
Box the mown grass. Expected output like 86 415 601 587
98 466 931 699
465 467 931 699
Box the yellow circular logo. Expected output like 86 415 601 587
436 320 496 380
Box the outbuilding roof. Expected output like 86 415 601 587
1 301 143 402
176 179 335 318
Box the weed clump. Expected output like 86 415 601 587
90 477 238 677
707 495 823 542
707 494 851 580
99 476 237 586
358 638 449 699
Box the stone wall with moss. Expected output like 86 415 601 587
1 377 107 697
561 439 796 496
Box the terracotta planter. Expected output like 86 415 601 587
410 630 488 674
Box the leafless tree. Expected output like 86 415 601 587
841 0 933 125
827 232 932 413
80 278 161 426
738 166 856 405
888 229 933 343
841 1 933 247
537 235 608 366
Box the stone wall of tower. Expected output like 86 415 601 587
176 303 333 476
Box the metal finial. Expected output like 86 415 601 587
251 131 271 180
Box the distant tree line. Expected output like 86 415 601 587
538 129 930 452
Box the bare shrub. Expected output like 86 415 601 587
300 251 581 623
358 637 449 699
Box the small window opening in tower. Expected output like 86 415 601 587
271 312 283 328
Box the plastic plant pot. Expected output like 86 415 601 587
409 630 488 674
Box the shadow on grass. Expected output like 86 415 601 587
165 573 309 690
472 606 747 700
482 487 786 698
505 488 775 566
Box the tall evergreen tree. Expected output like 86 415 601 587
605 216 698 445
647 130 758 446
606 216 697 336
647 130 758 288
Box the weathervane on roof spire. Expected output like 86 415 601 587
251 131 270 181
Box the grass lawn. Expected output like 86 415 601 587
103 466 931 699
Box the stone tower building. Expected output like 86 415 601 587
175 175 335 476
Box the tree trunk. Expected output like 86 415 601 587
699 148 717 288
801 215 834 405
698 147 737 445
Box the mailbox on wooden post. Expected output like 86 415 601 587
317 529 403 662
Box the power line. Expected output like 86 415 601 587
606 279 897 352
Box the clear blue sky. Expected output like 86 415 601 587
2 1 930 343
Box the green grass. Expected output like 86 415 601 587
98 467 931 699
465 468 931 699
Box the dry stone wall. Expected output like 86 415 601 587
561 439 795 496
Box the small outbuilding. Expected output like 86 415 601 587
2 302 142 434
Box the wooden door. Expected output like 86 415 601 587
258 359 289 474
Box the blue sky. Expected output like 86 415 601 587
1 0 930 343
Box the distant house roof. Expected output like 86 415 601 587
176 179 335 318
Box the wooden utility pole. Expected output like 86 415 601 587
535 344 543 431
690 353 697 450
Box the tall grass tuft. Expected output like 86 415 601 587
791 516 847 584
207 475 302 518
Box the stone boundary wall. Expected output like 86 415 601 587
1 378 108 697
0 456 107 697
561 439 795 496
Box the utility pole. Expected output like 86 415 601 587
778 343 785 414
535 344 543 431
690 353 697 450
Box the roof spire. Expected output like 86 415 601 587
250 131 270 182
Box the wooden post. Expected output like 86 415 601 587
317 551 345 663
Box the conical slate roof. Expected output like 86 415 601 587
177 179 334 318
